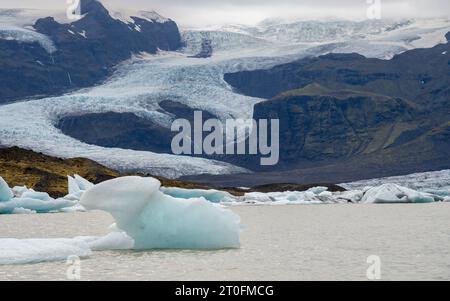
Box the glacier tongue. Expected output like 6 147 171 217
0 18 449 177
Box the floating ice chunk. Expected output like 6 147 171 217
81 232 135 251
160 187 235 203
0 197 77 214
360 184 436 204
11 207 36 214
241 190 329 205
318 191 333 197
66 175 94 201
334 190 364 203
60 202 86 213
21 191 52 201
0 232 134 265
62 194 82 202
242 192 275 203
0 238 92 265
68 175 80 195
307 186 329 195
11 186 28 198
74 174 94 191
81 176 241 250
0 177 13 202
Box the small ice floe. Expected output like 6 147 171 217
81 176 241 250
236 183 445 205
0 175 93 214
239 186 350 205
0 177 14 202
0 232 133 265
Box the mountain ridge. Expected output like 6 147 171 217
0 0 182 104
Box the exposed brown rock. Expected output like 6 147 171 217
0 147 119 198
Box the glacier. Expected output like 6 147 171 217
1 18 449 177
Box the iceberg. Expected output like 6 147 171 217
236 183 442 205
0 197 77 214
241 188 347 205
81 176 241 250
67 174 94 200
0 175 93 214
0 232 133 265
160 187 235 203
0 238 92 265
0 177 13 202
360 184 437 204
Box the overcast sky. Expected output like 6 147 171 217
2 0 450 26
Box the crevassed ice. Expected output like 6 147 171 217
0 19 449 177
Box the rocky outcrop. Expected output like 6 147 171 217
194 31 450 184
0 146 119 198
0 0 182 103
57 112 174 154
55 101 219 154
224 32 450 119
253 84 421 165
1 146 315 198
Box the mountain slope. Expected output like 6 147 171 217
0 0 182 104
180 33 450 184
224 31 450 116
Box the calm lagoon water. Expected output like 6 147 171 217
1 203 449 281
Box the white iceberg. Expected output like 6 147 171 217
0 238 92 265
0 232 133 265
0 175 93 214
0 177 13 202
81 176 241 250
0 197 77 214
240 187 348 205
160 186 235 203
67 174 93 200
360 184 437 204
11 186 28 198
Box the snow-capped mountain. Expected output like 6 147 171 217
0 0 182 103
